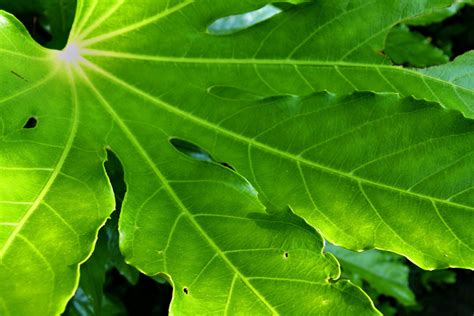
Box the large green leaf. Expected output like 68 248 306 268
0 46 378 316
0 5 379 315
60 0 473 268
0 0 473 314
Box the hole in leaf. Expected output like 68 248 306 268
23 117 37 129
169 138 235 171
104 149 127 208
183 287 189 295
207 85 263 101
284 251 289 258
170 138 214 162
220 162 235 171
208 4 282 35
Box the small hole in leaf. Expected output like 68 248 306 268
284 251 289 258
183 287 189 295
208 4 282 35
220 162 235 171
23 117 38 129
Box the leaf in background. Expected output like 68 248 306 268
64 221 127 316
406 0 473 26
0 0 76 48
385 25 449 67
326 244 416 306
421 270 456 291
104 213 140 286
65 288 124 316
0 0 473 314
103 152 140 285
69 210 140 313
410 4 474 60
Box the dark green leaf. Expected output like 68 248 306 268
0 0 76 48
385 25 449 67
327 244 416 306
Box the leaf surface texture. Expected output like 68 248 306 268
0 0 473 314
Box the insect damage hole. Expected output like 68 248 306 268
23 117 38 129
208 5 282 35
169 138 236 171
326 277 336 284
283 251 289 259
183 287 189 295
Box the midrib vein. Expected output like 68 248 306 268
84 60 474 212
78 67 279 315
0 66 78 259
81 49 473 95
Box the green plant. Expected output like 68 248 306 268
0 0 473 315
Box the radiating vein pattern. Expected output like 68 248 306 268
62 0 473 271
1 0 473 314
79 57 474 269
76 63 378 315
0 14 114 315
75 0 473 118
